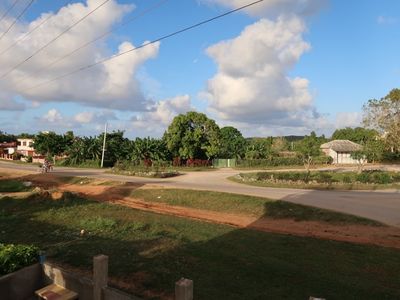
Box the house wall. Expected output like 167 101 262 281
17 139 35 157
327 149 360 164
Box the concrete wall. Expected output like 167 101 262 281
0 261 143 300
325 149 360 164
0 263 43 300
43 262 142 300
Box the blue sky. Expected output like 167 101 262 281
0 0 399 138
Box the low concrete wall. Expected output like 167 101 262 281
43 263 94 300
0 263 43 300
43 262 143 300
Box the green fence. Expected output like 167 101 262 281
212 159 237 168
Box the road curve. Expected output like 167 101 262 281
1 161 399 227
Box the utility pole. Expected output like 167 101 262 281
101 123 107 168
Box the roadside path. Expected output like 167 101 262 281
1 161 399 226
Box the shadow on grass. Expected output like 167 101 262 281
1 190 400 300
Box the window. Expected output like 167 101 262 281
22 141 26 146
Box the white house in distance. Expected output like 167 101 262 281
17 138 35 157
320 140 363 164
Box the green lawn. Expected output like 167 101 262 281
131 189 382 226
0 179 32 193
1 194 398 299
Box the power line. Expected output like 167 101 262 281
0 0 35 43
0 0 112 80
0 0 71 57
24 0 264 92
13 0 169 85
0 0 20 24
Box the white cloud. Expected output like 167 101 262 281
335 112 362 129
74 111 94 124
203 16 317 128
131 95 193 135
42 109 63 123
202 0 326 19
0 0 159 110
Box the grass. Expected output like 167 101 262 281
0 193 399 299
130 189 381 226
230 171 400 190
0 179 32 192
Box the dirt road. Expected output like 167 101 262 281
1 161 400 226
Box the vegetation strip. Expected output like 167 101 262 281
1 193 400 300
231 170 400 190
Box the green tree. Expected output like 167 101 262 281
363 88 400 152
0 131 17 143
163 112 221 160
350 150 367 173
33 132 65 157
218 126 246 159
332 127 378 144
296 132 322 173
271 137 289 154
244 138 273 159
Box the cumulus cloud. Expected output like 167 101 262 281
203 16 316 128
131 95 193 135
0 0 159 110
202 0 326 19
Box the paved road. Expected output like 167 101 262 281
1 161 400 227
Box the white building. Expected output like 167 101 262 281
17 138 35 157
320 140 363 164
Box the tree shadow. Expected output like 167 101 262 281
1 185 400 300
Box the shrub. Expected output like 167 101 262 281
0 243 39 276
356 172 371 183
342 175 352 184
372 172 393 184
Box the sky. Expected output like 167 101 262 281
0 0 399 138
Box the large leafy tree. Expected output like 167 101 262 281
98 130 130 164
164 112 221 160
33 132 65 157
331 127 378 144
363 88 400 152
218 126 246 159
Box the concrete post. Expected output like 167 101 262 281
93 255 108 300
175 278 193 300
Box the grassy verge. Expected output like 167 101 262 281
230 171 400 190
130 189 381 226
0 179 32 192
109 169 180 178
0 194 399 300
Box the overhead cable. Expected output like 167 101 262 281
0 0 35 43
0 0 112 79
24 0 264 92
0 0 71 57
0 0 21 24
14 0 169 85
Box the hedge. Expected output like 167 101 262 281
0 243 40 276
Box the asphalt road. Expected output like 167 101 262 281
1 161 400 227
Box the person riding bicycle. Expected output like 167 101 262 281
42 158 51 173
